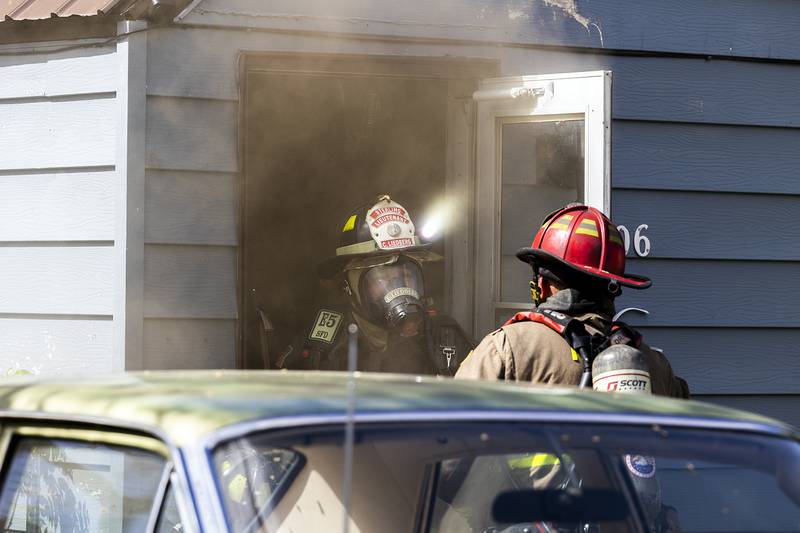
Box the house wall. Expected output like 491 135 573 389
0 42 119 375
142 46 239 369
143 0 799 425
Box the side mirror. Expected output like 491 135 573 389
492 489 629 524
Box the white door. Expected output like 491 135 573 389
472 71 611 335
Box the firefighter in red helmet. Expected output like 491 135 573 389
456 204 689 399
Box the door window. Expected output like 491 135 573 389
0 437 166 532
499 118 585 305
473 72 610 333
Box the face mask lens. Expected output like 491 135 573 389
358 259 425 329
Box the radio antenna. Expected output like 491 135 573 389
341 323 358 533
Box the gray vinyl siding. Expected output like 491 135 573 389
157 1 798 424
142 34 239 369
0 44 118 375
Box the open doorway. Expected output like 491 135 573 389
240 55 493 368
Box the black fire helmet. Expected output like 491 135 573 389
317 195 440 279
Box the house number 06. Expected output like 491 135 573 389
617 224 651 257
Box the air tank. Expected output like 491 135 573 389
592 344 651 394
593 344 661 528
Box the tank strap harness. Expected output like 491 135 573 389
504 310 642 388
425 308 472 377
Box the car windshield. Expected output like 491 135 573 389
212 422 800 533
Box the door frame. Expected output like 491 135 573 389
237 52 498 366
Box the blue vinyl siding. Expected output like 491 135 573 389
608 57 800 127
501 50 800 127
694 395 800 430
636 328 800 395
613 121 800 195
613 190 800 260
613 259 800 328
562 0 800 61
489 1 800 426
585 3 800 425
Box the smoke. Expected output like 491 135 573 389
138 0 607 370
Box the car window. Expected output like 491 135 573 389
0 437 167 532
155 483 183 533
212 423 800 533
213 443 304 532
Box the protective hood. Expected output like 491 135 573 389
537 288 615 321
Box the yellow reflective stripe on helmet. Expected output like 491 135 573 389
342 214 357 232
549 214 575 232
575 219 599 237
575 227 599 237
507 453 561 469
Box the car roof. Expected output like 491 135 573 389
0 370 792 447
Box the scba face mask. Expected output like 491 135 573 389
356 258 426 336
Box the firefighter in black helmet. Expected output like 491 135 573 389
277 195 473 375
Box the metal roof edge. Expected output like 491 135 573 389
0 0 193 27
0 15 116 45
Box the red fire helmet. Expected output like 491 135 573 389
516 204 651 291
